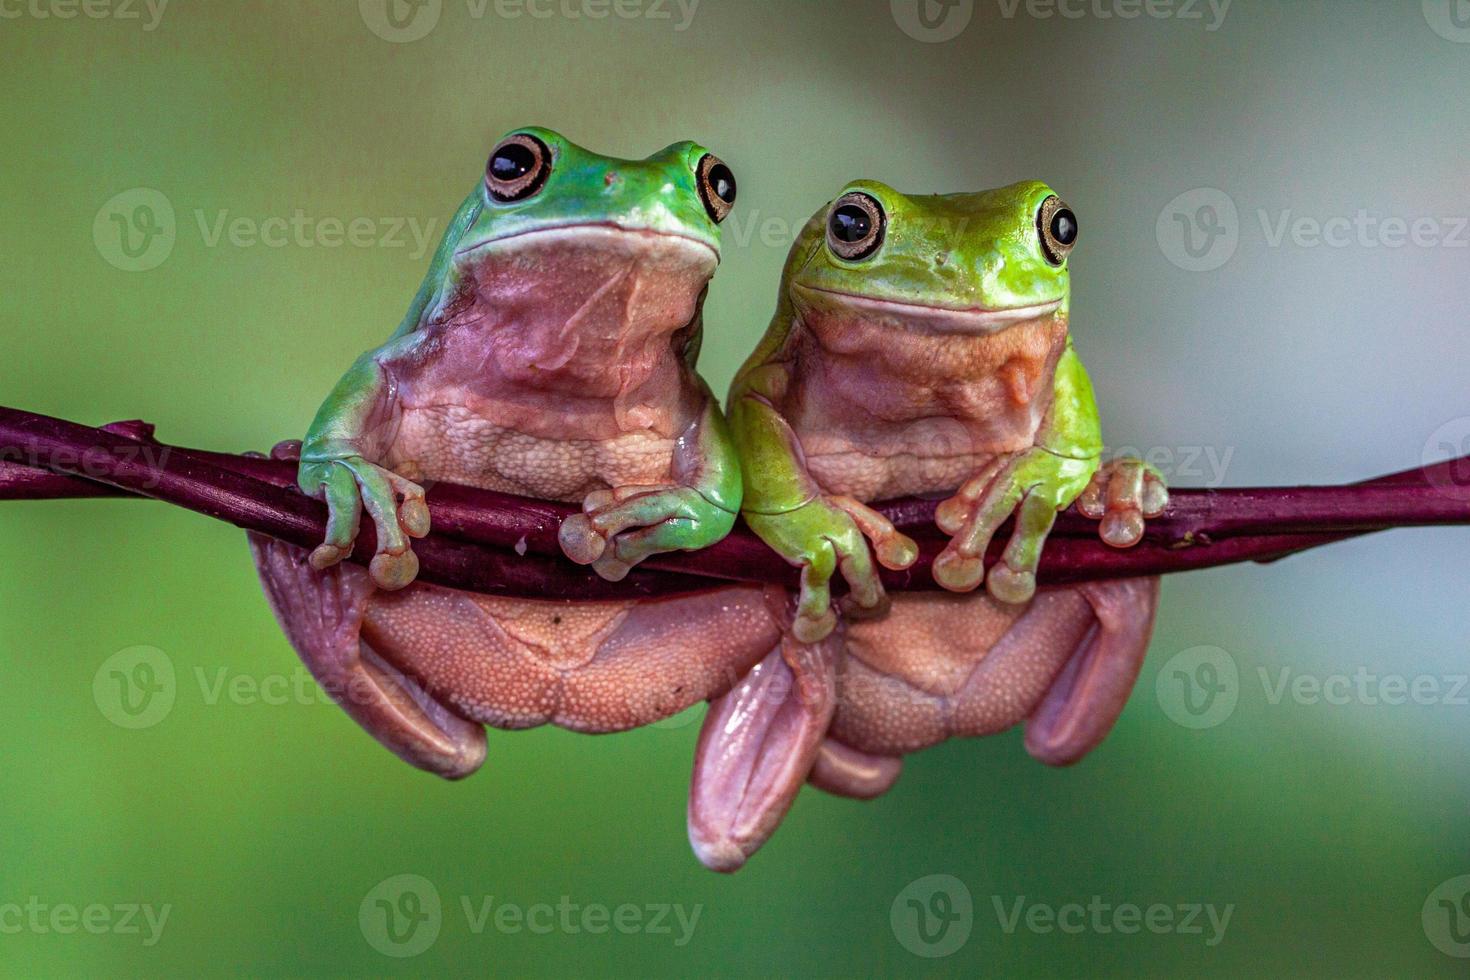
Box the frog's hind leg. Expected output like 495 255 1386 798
1024 577 1160 766
249 533 487 779
687 632 841 873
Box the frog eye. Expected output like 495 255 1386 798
1038 195 1077 265
486 133 551 203
826 192 885 261
696 154 737 223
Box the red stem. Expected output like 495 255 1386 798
2 405 1466 599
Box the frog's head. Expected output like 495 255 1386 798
442 127 736 353
785 179 1075 340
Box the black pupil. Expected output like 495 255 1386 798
708 163 736 204
491 143 537 181
1051 208 1077 245
831 204 873 243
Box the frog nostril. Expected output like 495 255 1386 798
604 172 620 189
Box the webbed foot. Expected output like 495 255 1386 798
931 449 1097 604
296 448 430 591
746 495 918 643
1076 457 1169 547
559 483 732 581
687 632 841 872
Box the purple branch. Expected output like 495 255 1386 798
2 405 1466 599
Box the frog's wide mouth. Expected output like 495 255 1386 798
792 283 1063 334
454 222 720 263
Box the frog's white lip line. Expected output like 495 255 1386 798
455 222 720 261
794 283 1063 325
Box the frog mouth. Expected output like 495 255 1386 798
455 222 720 265
792 283 1063 334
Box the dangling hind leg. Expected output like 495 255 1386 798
1024 577 1160 766
249 533 487 779
687 630 842 873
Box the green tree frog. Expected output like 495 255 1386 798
689 180 1168 871
250 128 782 779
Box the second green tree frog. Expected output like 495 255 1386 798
689 180 1168 871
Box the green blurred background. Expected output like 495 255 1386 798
3 0 1470 975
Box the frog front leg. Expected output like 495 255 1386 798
729 364 919 642
932 341 1167 603
559 387 740 581
297 339 431 590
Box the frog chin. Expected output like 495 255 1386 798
451 224 718 393
791 282 1063 337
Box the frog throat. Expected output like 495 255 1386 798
445 224 718 366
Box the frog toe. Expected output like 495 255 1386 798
792 559 841 643
1141 468 1170 517
827 495 919 571
792 605 838 645
590 554 633 582
983 490 1060 604
933 467 1026 593
1081 457 1170 548
557 512 608 565
309 542 349 571
931 548 986 593
986 564 1037 605
307 466 364 570
369 548 420 591
398 494 432 539
1100 509 1146 548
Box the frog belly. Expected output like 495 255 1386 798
360 581 783 733
388 403 678 501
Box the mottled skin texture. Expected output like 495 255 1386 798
689 180 1168 871
252 128 781 778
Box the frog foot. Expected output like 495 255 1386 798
558 484 734 582
1075 457 1169 547
297 453 431 591
931 449 1096 605
746 495 918 644
688 631 842 872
